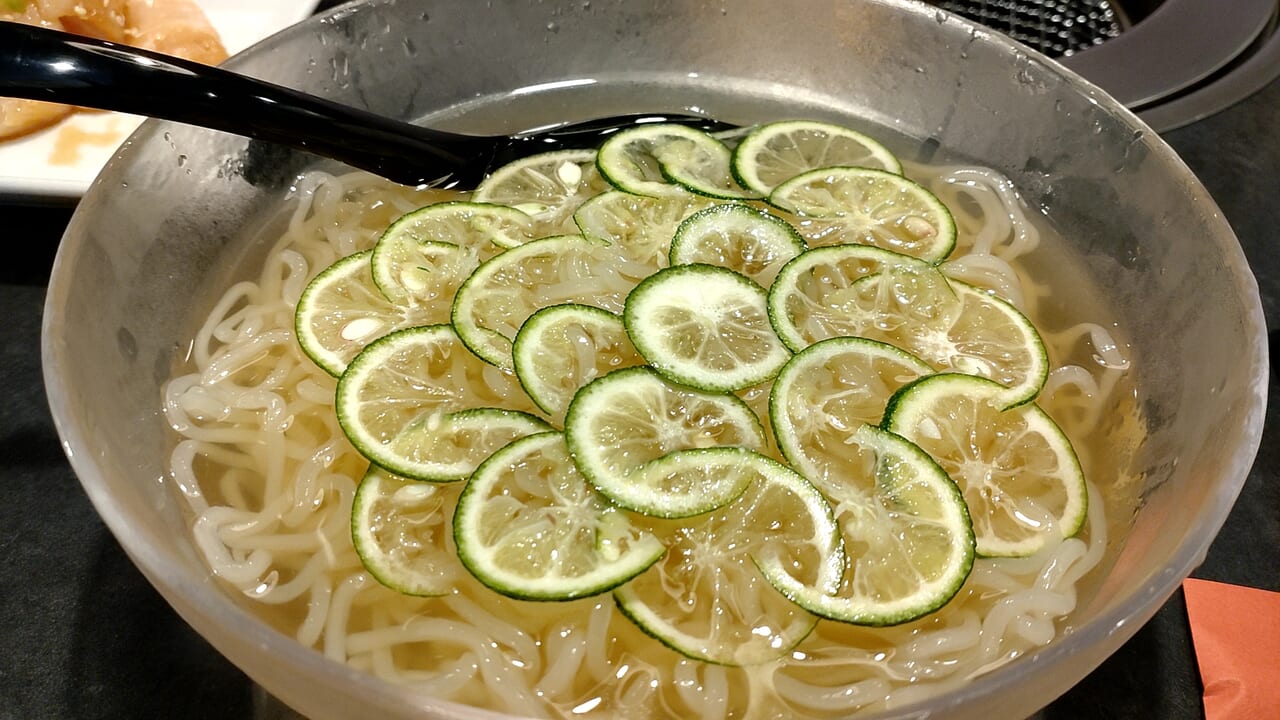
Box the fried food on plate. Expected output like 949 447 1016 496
0 0 228 140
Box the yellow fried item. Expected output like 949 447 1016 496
0 0 227 141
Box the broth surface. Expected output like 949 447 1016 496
162 122 1146 718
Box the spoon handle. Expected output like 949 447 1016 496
0 21 492 186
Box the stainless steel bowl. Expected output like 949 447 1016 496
42 0 1267 717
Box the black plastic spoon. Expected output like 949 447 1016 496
0 21 733 188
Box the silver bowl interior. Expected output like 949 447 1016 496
42 0 1267 718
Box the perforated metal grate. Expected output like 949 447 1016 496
930 1 1124 57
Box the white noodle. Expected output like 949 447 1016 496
324 572 371 662
539 624 589 698
445 594 543 676
162 161 1138 718
941 253 1028 309
297 576 332 647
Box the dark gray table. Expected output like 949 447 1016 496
2 24 1277 720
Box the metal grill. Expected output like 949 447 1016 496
929 1 1124 57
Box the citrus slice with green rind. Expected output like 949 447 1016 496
759 425 974 626
450 234 632 369
595 123 695 198
564 366 766 517
767 244 927 352
614 449 843 665
851 272 1047 408
453 431 666 601
882 373 1087 557
595 124 705 197
352 465 462 596
295 250 418 377
512 304 644 421
770 336 934 487
334 325 545 480
731 119 903 195
383 408 552 482
573 189 715 270
594 122 760 200
660 144 762 201
768 166 956 262
769 251 1047 407
668 203 806 286
623 263 790 393
371 239 477 310
370 201 533 305
473 149 609 234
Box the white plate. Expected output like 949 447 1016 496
0 0 321 201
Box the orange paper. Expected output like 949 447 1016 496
1182 578 1280 720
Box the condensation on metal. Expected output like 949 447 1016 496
930 0 1122 57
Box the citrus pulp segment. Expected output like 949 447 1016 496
450 234 632 370
512 304 645 421
572 189 715 270
352 465 462 596
453 432 666 601
563 366 766 517
370 201 534 305
767 167 956 262
731 119 903 195
668 203 807 286
334 325 544 480
473 149 609 234
769 336 934 488
623 263 791 393
882 373 1087 557
295 250 423 377
759 425 974 626
613 450 843 665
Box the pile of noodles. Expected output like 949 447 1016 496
162 161 1134 719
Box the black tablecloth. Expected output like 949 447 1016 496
2 16 1277 720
